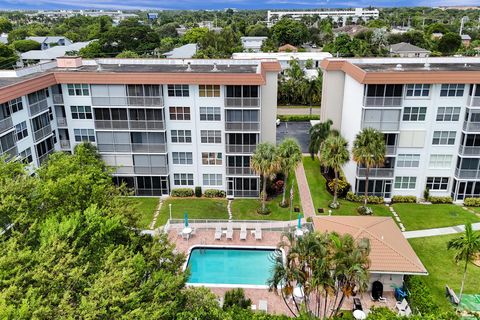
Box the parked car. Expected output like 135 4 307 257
276 119 281 126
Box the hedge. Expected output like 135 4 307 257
428 196 453 204
171 188 194 197
346 191 384 204
204 189 226 198
464 197 480 207
391 195 417 203
277 115 320 122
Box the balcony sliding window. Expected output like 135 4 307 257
127 84 161 97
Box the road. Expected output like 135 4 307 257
276 121 311 153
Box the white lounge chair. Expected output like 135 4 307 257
396 299 408 313
240 224 247 240
255 225 262 240
226 224 233 240
214 226 222 240
399 306 412 317
258 300 268 312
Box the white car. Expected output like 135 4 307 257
276 119 281 126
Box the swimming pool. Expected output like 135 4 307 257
186 247 279 287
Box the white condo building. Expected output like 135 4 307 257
320 57 480 201
0 57 280 197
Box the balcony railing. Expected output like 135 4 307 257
458 146 480 156
129 120 165 130
455 168 480 179
97 143 167 153
362 121 400 131
226 144 257 154
33 124 52 142
364 96 403 107
386 145 397 155
226 167 255 175
60 140 71 150
468 96 480 107
94 120 129 130
28 99 49 117
229 190 260 198
134 166 168 175
52 94 64 104
97 143 131 153
225 122 260 131
356 167 395 178
1 145 18 161
463 121 480 132
56 117 67 127
132 143 167 153
37 148 54 165
225 97 260 108
91 96 163 107
0 117 13 134
136 188 166 196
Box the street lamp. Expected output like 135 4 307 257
169 203 172 221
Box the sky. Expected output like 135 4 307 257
0 0 478 10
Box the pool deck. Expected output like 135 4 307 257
169 228 398 316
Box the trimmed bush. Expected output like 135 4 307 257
357 206 373 215
327 178 350 197
223 288 252 310
429 196 453 204
391 195 417 203
464 197 480 207
203 189 226 198
195 186 202 197
346 191 384 204
171 188 194 197
404 276 439 315
277 114 320 122
424 188 430 201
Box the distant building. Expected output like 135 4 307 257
389 42 431 58
333 25 368 37
26 36 72 50
278 44 298 53
461 34 472 46
147 12 158 21
240 37 267 53
20 41 91 65
163 44 198 59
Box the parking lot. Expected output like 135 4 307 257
276 121 311 153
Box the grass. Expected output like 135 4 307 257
302 156 392 217
409 234 480 311
124 197 159 229
393 203 480 231
277 105 321 109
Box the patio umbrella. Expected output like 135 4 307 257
297 213 302 229
184 211 189 227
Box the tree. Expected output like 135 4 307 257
0 43 18 69
7 28 29 43
308 119 333 159
116 50 140 58
277 138 302 207
447 223 480 305
250 142 279 213
246 23 269 36
304 76 322 115
437 32 462 55
0 17 13 34
10 39 41 52
271 18 309 46
319 135 349 208
182 27 209 44
157 22 179 39
79 41 104 58
352 128 386 210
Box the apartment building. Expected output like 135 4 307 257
320 57 480 201
0 57 280 198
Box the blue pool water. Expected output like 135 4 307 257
187 247 278 285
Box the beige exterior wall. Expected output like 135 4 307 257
320 70 345 132
261 71 278 144
369 273 404 292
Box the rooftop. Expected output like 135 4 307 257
163 43 198 59
389 42 430 53
232 51 333 61
21 41 91 61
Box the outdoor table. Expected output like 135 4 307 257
294 229 304 237
182 227 192 239
353 310 366 320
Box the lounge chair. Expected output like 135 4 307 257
255 225 262 240
396 299 408 313
399 306 412 317
240 224 247 240
214 226 222 240
258 300 268 312
226 224 233 240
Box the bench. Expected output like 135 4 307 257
445 285 460 305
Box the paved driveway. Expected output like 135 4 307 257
276 121 311 153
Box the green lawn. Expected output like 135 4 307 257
393 203 480 231
302 156 392 217
277 105 320 108
124 197 159 229
409 235 480 311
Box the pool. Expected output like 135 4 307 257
186 246 279 287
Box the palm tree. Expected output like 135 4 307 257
277 138 302 207
308 119 333 159
352 128 385 208
319 135 349 208
447 223 480 305
304 76 322 115
251 142 279 213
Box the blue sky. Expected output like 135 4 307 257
0 0 478 10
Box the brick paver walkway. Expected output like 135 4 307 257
295 162 315 218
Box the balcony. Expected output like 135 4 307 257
229 190 260 198
363 96 402 108
37 148 54 165
56 117 68 127
356 167 395 178
28 99 49 117
94 120 129 130
97 143 132 153
225 97 260 108
33 124 52 142
131 143 167 153
361 121 399 131
226 167 255 175
463 121 480 133
91 96 163 107
455 168 480 179
134 166 168 175
60 140 71 150
386 145 397 155
0 117 13 134
226 144 257 154
129 120 165 130
458 146 480 156
1 145 18 161
468 96 480 107
52 94 64 104
225 122 260 132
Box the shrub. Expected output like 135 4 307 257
257 206 271 215
404 276 439 315
429 196 453 204
171 188 194 197
424 188 430 201
306 217 313 223
464 197 480 207
195 186 202 197
391 195 417 203
223 288 252 310
357 205 373 215
277 114 320 122
327 178 351 197
204 189 226 198
346 192 384 204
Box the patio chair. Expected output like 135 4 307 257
214 226 222 240
226 224 233 240
395 299 408 313
240 224 247 240
399 305 412 317
255 225 262 240
258 300 268 312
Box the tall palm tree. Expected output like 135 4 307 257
308 119 333 159
251 142 279 213
304 76 322 115
319 135 349 208
351 128 385 207
277 138 302 207
447 223 480 305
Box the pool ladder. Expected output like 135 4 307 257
200 238 206 254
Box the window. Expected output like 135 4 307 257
15 121 28 141
432 131 456 145
171 130 192 143
201 130 221 143
71 106 92 119
172 152 193 165
202 152 222 165
396 154 420 167
0 132 15 154
19 147 33 164
67 84 90 96
31 113 50 132
405 84 430 97
169 107 190 120
27 89 48 105
394 176 416 189
403 107 427 121
436 107 460 121
440 84 464 97
74 129 95 142
429 154 453 168
174 173 194 186
9 98 23 113
426 177 449 190
226 85 259 98
199 85 220 97
167 84 189 97
199 107 221 121
203 174 223 186
127 84 161 96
